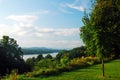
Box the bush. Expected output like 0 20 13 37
68 56 99 69
57 66 72 72
41 69 59 76
69 58 87 69
26 68 59 77
60 57 69 67
17 75 25 80
86 56 99 65
26 56 100 78
7 70 18 80
34 59 58 70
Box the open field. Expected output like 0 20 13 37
24 59 120 80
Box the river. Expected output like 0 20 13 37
23 52 58 60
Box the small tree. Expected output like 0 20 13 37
45 54 52 59
36 54 44 61
56 50 69 62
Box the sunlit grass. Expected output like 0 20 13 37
24 59 120 80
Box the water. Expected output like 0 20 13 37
23 52 58 60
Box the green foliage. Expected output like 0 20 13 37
26 57 36 70
24 47 93 77
0 36 28 75
26 56 99 78
60 57 69 67
17 74 26 80
80 0 120 76
45 54 53 59
56 50 69 62
80 0 120 58
69 56 99 69
56 47 87 62
7 70 18 80
34 59 58 70
27 68 59 77
30 59 120 80
36 54 44 61
69 46 86 59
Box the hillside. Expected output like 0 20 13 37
25 59 120 80
22 47 62 55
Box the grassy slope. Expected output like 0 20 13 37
25 59 120 80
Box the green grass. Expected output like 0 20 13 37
24 59 120 80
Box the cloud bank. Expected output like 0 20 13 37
0 14 82 49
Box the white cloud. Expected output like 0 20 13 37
2 15 38 36
60 0 90 12
37 28 54 33
0 24 10 36
36 10 50 14
54 28 79 36
29 10 50 15
59 4 74 14
0 18 80 37
0 23 82 49
0 14 82 49
21 40 82 49
0 23 32 36
34 28 79 37
7 15 38 23
66 4 84 12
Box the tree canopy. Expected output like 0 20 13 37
80 0 120 76
0 36 28 75
80 0 120 59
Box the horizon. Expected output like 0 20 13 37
21 46 72 50
0 0 91 49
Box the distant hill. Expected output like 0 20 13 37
22 47 62 55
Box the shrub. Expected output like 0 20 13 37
41 69 59 76
86 56 99 65
8 70 18 80
57 66 72 72
34 59 58 70
68 56 99 69
27 68 59 77
60 57 69 67
26 56 100 78
69 58 87 69
17 75 25 80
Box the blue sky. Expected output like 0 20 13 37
0 0 91 49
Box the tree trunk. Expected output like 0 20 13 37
102 58 104 77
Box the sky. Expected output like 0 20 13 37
0 0 91 49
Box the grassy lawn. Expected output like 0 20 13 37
24 59 120 80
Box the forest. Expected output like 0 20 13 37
0 0 120 80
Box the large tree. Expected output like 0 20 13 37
80 0 120 76
0 36 28 75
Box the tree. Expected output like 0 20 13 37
69 46 86 59
45 54 52 59
26 57 36 70
0 46 7 75
36 54 44 61
80 0 120 77
56 50 69 62
1 36 23 60
0 36 28 75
